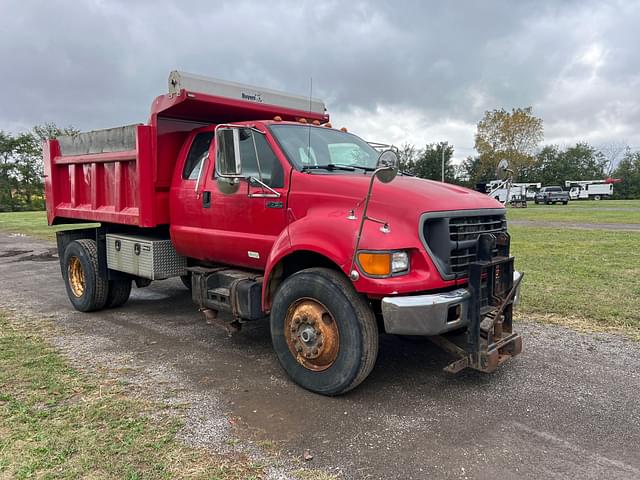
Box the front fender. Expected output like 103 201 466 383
262 215 355 311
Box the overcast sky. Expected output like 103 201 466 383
1 0 639 162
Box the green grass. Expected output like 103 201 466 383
511 226 640 338
0 313 264 479
554 199 640 209
0 211 97 240
507 199 640 225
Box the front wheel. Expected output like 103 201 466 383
270 268 379 395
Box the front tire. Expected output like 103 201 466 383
270 268 378 395
62 239 109 312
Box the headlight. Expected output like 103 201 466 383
391 251 409 273
357 251 409 277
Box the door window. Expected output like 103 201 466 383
182 132 214 180
216 127 284 188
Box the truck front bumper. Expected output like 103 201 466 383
381 271 522 336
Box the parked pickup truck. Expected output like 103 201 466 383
534 186 569 205
44 71 523 395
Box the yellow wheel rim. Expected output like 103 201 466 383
284 298 340 372
68 256 85 297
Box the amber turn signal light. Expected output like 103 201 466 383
357 252 392 276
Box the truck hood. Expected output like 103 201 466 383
289 172 504 217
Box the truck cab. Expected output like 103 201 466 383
45 72 523 395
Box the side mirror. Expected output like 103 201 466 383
375 149 399 184
216 128 242 177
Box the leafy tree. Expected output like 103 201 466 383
397 143 419 173
474 107 543 181
412 142 455 182
535 143 607 186
0 123 78 211
458 155 495 188
611 150 640 199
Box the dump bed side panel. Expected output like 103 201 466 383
44 124 163 227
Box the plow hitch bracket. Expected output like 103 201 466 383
430 232 523 374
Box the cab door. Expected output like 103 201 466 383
196 124 289 269
170 128 216 259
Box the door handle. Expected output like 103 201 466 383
202 191 211 208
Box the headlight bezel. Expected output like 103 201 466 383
356 250 410 278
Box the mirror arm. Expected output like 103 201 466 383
247 177 280 198
348 165 393 279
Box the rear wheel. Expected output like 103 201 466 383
594 195 601 201
180 274 192 290
270 268 378 395
62 239 108 312
106 279 132 308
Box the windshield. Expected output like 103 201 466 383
269 124 379 171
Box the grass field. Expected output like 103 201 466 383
507 199 640 224
0 314 264 479
0 211 89 240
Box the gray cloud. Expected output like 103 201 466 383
1 0 639 158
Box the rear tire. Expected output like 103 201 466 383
270 268 378 395
106 279 132 308
62 239 108 312
180 274 192 290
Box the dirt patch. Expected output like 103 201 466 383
15 248 58 262
0 249 33 258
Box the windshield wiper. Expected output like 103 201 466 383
301 164 356 172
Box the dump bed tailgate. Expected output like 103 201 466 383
44 124 166 227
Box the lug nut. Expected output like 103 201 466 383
296 345 302 353
312 348 319 355
317 340 323 347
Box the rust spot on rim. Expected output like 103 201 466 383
284 298 339 371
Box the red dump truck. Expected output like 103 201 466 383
44 71 523 395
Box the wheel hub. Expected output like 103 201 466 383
68 256 85 297
284 299 339 371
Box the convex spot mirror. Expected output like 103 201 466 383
496 159 510 179
375 149 399 184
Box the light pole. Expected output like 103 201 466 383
441 142 446 182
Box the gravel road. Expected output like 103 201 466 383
1 233 639 479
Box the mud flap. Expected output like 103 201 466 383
430 232 523 373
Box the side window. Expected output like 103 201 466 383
182 132 213 180
244 130 284 188
216 127 284 188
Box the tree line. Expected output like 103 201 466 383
0 123 77 211
399 108 640 199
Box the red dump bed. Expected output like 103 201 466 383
45 72 329 227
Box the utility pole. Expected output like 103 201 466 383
441 142 445 182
